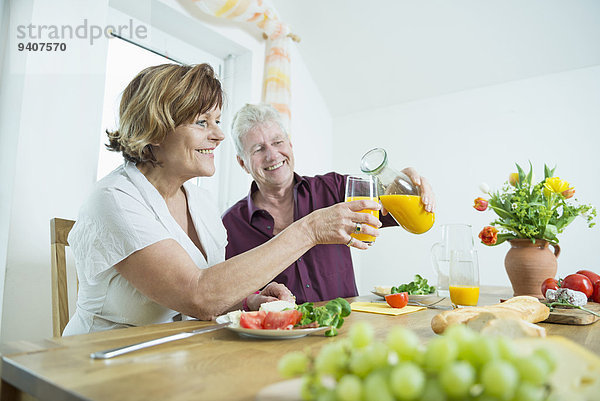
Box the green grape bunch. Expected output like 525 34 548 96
278 323 557 401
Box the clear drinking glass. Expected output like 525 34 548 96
448 248 480 308
345 175 379 245
431 224 478 299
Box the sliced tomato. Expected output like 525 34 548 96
576 270 600 285
562 274 594 298
263 310 303 330
385 292 408 309
239 311 267 329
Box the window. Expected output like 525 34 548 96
97 36 180 180
97 8 235 209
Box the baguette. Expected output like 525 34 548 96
431 296 550 334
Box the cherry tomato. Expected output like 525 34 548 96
592 282 600 303
385 292 408 308
541 278 559 298
562 274 594 298
576 270 600 285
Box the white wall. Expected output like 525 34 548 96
288 43 333 176
333 66 600 295
0 0 333 342
0 0 24 340
0 0 110 343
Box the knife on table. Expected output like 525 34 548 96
90 322 231 359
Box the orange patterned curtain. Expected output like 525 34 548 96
191 0 297 132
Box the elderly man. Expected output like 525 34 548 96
222 103 435 304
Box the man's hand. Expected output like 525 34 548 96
401 167 436 213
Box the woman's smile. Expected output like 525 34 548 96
196 148 215 155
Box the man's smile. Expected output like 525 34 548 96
265 161 285 171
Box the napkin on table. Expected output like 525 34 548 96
350 302 426 316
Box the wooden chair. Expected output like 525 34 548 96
50 218 76 337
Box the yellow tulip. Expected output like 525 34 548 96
543 177 573 197
509 173 519 186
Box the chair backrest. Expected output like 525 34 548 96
50 217 75 337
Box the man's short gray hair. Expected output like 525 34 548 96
231 103 288 158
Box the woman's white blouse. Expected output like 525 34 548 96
62 162 227 336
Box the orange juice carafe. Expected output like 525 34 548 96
360 148 435 234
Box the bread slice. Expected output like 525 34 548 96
479 318 546 338
464 312 546 338
431 296 550 334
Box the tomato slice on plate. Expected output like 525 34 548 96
385 292 408 308
239 311 267 329
263 310 303 330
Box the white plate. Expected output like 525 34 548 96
370 290 439 303
215 315 330 340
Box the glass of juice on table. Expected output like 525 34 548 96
359 147 434 234
449 249 480 307
345 175 379 245
431 224 477 298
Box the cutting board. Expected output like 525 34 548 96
544 301 600 325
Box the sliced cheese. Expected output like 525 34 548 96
259 300 297 313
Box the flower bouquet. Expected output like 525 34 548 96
473 163 597 297
474 163 596 246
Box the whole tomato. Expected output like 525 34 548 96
541 278 559 298
562 274 594 298
385 292 409 308
593 282 600 303
576 270 600 285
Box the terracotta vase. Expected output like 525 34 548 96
504 239 561 298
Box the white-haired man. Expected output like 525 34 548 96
222 103 435 303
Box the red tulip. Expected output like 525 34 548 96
473 197 489 211
562 188 575 199
479 226 499 245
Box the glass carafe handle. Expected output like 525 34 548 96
431 243 442 275
431 242 450 296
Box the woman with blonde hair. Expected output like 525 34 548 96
63 63 381 335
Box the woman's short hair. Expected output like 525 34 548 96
106 63 223 165
231 103 288 158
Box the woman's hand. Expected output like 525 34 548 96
401 167 436 213
245 282 296 311
302 199 381 250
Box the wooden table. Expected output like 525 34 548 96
2 287 599 401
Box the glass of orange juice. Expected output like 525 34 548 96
345 175 379 245
449 249 480 308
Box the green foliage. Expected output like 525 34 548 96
296 298 351 336
483 162 596 245
391 275 436 295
